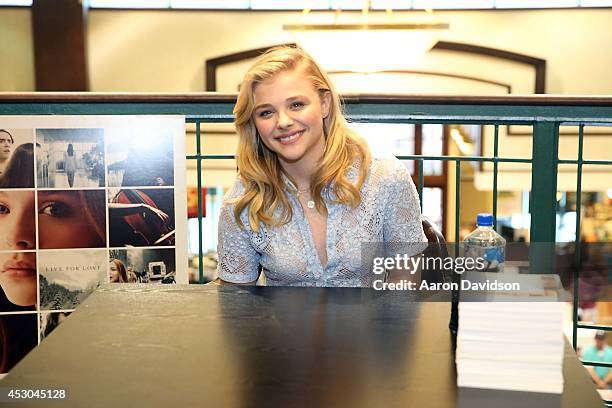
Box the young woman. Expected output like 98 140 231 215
0 143 35 188
38 190 106 249
107 191 173 247
216 46 426 287
0 190 35 251
109 259 128 283
65 143 77 188
0 129 14 176
0 189 36 311
0 252 36 310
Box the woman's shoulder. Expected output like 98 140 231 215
219 179 251 228
223 178 246 201
367 156 410 185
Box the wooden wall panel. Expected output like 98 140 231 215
32 0 88 91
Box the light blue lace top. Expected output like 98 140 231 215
217 157 427 287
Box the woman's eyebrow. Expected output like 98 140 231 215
286 95 307 102
254 95 310 111
253 103 272 111
253 95 308 111
38 193 77 202
38 193 59 200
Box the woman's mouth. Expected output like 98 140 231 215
3 267 36 278
2 260 36 278
276 130 304 145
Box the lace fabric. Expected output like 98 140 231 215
217 157 428 287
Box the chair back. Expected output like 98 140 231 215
420 217 459 334
421 217 450 284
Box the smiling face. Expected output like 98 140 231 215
0 190 35 250
38 190 106 249
252 69 331 170
0 251 36 307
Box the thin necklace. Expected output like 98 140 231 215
296 187 316 209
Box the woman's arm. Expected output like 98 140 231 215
108 202 170 223
215 184 262 285
210 277 258 286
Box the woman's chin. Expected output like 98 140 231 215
3 280 37 307
275 147 308 165
6 293 36 307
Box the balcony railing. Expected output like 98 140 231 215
1 92 611 377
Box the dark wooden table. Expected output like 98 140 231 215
0 284 603 407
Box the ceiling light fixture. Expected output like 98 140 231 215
283 1 449 72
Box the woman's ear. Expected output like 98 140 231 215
321 91 331 119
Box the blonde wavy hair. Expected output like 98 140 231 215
232 46 371 231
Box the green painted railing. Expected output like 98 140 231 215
1 92 611 370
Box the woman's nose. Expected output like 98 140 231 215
277 110 294 129
6 209 35 250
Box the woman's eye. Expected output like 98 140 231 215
0 203 9 215
258 110 273 118
291 102 304 109
39 202 71 217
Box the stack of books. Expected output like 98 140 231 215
456 301 564 394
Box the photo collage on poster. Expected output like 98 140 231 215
0 118 186 377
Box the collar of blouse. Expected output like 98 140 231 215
280 161 362 206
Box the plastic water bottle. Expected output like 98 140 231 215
463 213 506 273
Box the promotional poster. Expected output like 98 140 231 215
0 116 187 376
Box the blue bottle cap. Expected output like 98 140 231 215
477 213 493 227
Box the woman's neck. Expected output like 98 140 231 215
280 148 324 190
282 163 313 191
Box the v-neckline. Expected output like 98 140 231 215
298 196 329 270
